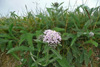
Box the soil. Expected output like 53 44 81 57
0 51 20 67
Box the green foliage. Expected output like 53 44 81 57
0 2 100 67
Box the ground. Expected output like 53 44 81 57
0 51 20 67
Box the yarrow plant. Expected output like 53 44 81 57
43 29 61 48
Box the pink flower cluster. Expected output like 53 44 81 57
43 29 61 45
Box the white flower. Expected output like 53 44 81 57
89 32 94 37
43 29 61 47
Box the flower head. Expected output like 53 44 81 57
89 32 94 37
43 29 61 47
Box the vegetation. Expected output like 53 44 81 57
0 2 100 67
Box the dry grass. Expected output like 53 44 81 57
0 51 21 67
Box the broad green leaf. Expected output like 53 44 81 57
88 49 93 57
57 57 70 67
62 33 75 40
11 52 20 60
49 57 59 63
80 53 84 63
6 40 13 50
0 44 6 52
0 38 9 44
0 26 8 29
7 46 33 54
71 46 80 58
26 33 34 47
37 43 41 52
8 23 16 39
43 45 50 53
35 30 42 38
34 39 43 43
70 13 79 29
0 34 10 38
53 27 65 32
83 20 92 30
84 40 98 47
19 34 26 45
77 32 83 37
84 49 90 66
9 23 13 32
67 51 73 64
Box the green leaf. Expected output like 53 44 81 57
37 43 41 52
77 32 83 37
51 49 62 59
84 49 90 66
57 57 70 67
0 38 9 44
0 26 8 29
84 40 98 47
19 34 26 45
0 34 10 38
62 33 75 40
7 46 33 54
26 33 34 48
83 20 92 30
0 44 6 52
88 49 93 57
93 28 100 32
9 23 13 32
70 13 79 29
43 45 50 53
53 27 65 32
11 52 20 60
6 40 13 50
71 36 77 46
80 53 84 63
71 46 80 58
35 30 42 38
67 51 73 64
49 57 59 63
8 23 16 39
